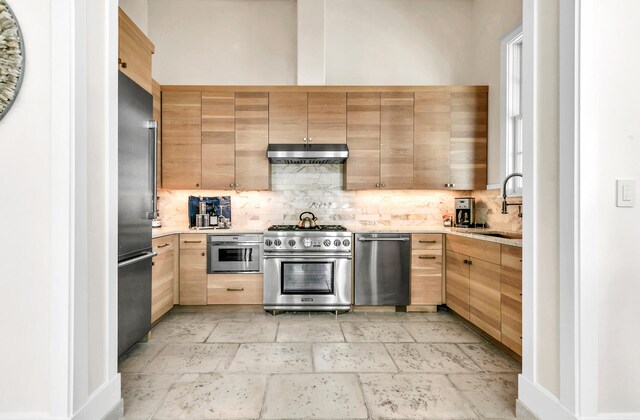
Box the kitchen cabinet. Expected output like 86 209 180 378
179 234 207 305
162 91 202 189
118 8 154 93
201 92 235 189
413 91 451 189
207 273 264 304
269 92 347 144
151 236 175 323
345 93 381 190
152 80 162 188
501 245 522 355
235 92 270 190
380 93 414 189
410 234 444 306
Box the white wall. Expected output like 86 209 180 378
120 0 149 34
148 0 297 85
582 0 640 414
0 0 51 414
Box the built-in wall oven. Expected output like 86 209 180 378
263 227 352 312
207 234 263 273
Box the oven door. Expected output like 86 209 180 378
208 243 263 273
263 255 352 308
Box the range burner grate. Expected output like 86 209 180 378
268 224 348 232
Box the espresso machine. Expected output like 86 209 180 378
455 197 475 228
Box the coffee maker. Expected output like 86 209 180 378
455 197 475 228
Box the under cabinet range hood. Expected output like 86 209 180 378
267 144 349 164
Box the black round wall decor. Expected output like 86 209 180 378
0 0 25 122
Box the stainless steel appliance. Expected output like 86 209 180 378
118 72 158 356
263 225 352 312
354 233 411 306
208 234 263 273
455 197 476 227
267 143 349 164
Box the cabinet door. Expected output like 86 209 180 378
411 234 443 305
179 249 207 305
162 91 202 189
269 92 307 144
501 265 522 355
307 92 347 144
450 91 488 190
445 250 470 319
201 92 235 189
118 8 154 93
235 92 270 190
469 259 501 340
414 91 451 189
152 80 162 189
151 250 174 323
345 92 381 190
380 93 414 189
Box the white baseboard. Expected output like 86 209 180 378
518 375 576 420
72 374 121 420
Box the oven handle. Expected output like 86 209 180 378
209 242 263 246
264 254 352 260
357 237 410 242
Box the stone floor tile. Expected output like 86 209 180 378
277 322 345 342
365 312 427 322
422 310 460 323
119 342 165 373
121 373 179 419
206 321 277 343
309 311 369 322
314 343 397 373
341 322 414 343
458 343 521 373
156 312 196 324
359 373 478 419
224 343 313 373
448 373 518 419
386 343 480 373
251 311 311 323
402 322 484 343
153 373 267 419
262 373 368 419
149 320 216 343
190 311 253 323
143 343 237 374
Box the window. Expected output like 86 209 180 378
501 25 523 196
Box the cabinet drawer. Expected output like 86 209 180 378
207 274 263 305
152 236 175 255
446 234 501 265
501 245 522 270
412 234 443 251
411 253 443 305
180 234 207 250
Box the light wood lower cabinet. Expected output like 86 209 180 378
445 250 471 319
207 274 264 305
501 245 522 355
179 234 207 305
151 236 176 322
469 258 501 340
410 234 443 305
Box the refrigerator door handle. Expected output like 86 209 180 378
118 251 157 268
146 120 158 219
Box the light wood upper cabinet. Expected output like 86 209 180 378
345 92 381 190
414 92 451 189
450 91 488 190
307 92 347 143
118 8 154 93
380 93 414 189
235 92 270 190
162 91 202 189
201 92 235 189
269 92 308 144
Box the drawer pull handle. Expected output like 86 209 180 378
184 240 202 243
419 255 437 259
463 259 473 265
519 259 523 262
227 288 244 292
201 252 205 256
158 243 170 248
419 240 437 244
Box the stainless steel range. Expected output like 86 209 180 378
263 225 352 312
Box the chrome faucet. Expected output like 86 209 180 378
501 172 523 217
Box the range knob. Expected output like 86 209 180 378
334 239 341 246
274 239 282 246
303 238 312 248
264 239 272 246
342 239 351 247
288 239 297 247
323 239 331 247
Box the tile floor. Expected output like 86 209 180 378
119 308 521 419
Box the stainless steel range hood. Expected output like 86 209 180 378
267 144 349 164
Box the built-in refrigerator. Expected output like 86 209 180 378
118 72 158 356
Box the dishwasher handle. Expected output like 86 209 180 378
357 237 410 242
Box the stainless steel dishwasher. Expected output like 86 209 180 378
354 233 411 305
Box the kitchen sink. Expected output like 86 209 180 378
475 232 522 240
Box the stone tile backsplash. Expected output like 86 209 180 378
157 164 522 232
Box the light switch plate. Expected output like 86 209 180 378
617 179 636 207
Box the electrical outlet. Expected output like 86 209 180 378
616 179 636 208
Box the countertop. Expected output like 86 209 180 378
154 225 522 247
